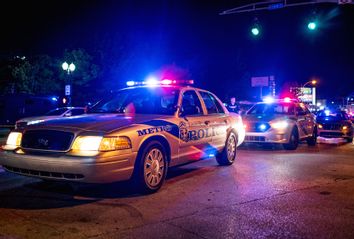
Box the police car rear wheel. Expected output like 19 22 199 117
216 132 237 166
135 141 167 193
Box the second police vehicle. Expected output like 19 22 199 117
0 79 245 193
242 98 317 150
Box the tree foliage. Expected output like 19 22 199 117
0 49 99 97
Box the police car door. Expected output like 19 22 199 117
198 91 229 153
178 89 211 164
295 103 310 138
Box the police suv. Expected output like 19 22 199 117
0 80 245 193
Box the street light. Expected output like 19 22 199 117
302 79 317 106
62 62 76 106
62 62 76 74
302 79 317 88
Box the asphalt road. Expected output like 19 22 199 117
0 142 354 239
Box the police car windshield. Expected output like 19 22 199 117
317 111 348 121
89 87 179 115
247 103 295 115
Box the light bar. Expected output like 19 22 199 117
126 79 194 87
284 97 291 103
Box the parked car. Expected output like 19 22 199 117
15 107 86 129
1 80 245 193
242 98 317 150
317 110 353 142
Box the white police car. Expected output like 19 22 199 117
242 98 317 150
0 80 245 193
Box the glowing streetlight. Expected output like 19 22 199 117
62 62 76 106
62 62 76 74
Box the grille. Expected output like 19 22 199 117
3 166 84 180
319 132 343 138
245 136 266 142
21 130 74 151
322 124 341 130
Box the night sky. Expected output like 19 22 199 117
1 0 353 101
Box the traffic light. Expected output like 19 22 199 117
307 21 317 30
251 26 260 36
250 17 261 37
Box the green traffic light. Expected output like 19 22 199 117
307 22 316 30
251 27 260 36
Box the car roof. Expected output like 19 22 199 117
121 85 211 93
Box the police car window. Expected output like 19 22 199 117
71 109 85 116
181 90 202 116
248 103 295 115
89 88 179 115
199 91 224 114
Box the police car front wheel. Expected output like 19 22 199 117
216 132 237 166
134 141 168 194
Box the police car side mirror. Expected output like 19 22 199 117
64 112 72 117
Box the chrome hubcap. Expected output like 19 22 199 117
144 148 164 187
227 135 236 161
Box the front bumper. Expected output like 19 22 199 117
318 129 353 139
0 149 137 183
244 129 291 144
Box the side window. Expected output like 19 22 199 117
71 109 85 116
199 91 224 114
181 90 202 116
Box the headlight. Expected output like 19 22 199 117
271 121 288 129
318 124 323 129
3 132 22 150
72 136 103 151
342 126 348 130
71 136 131 152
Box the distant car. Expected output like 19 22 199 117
317 110 353 142
15 107 86 129
242 98 317 150
1 81 245 193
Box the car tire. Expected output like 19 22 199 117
283 127 299 150
133 140 168 194
347 137 353 143
216 132 237 166
306 127 317 146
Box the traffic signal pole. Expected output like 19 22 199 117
219 0 349 15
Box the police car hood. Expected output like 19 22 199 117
30 114 170 133
243 114 288 122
